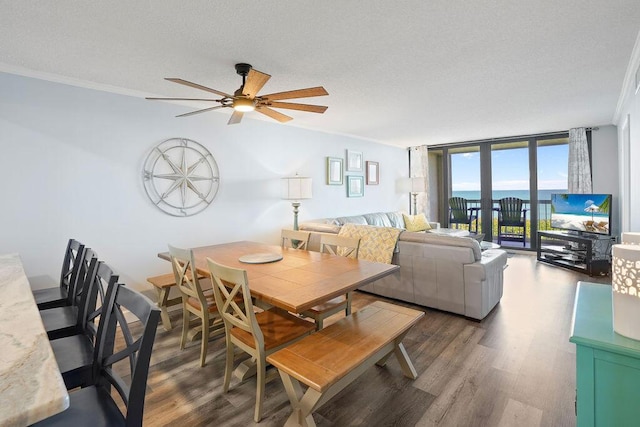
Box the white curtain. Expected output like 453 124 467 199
568 127 592 193
409 145 429 215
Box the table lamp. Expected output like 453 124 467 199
612 243 640 340
622 232 640 244
409 177 427 215
282 175 312 230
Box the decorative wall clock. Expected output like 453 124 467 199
143 138 219 216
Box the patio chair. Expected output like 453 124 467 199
448 197 479 232
497 197 528 246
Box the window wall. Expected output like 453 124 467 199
428 132 571 249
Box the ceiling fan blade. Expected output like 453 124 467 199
266 101 327 114
165 78 231 98
260 86 328 101
146 97 220 102
242 69 271 98
176 105 228 118
256 106 293 123
228 110 244 125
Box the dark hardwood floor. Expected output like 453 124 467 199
135 253 610 426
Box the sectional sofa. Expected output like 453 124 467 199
299 211 508 320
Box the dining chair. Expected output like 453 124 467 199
207 259 315 422
169 244 225 367
49 260 119 390
300 234 360 330
497 197 528 246
40 248 99 340
33 239 86 310
448 197 479 232
33 283 161 427
281 229 311 250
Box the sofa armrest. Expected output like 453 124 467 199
463 249 508 319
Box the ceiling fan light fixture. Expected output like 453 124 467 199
233 97 255 112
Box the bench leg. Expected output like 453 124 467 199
374 331 417 379
155 287 172 331
279 371 320 427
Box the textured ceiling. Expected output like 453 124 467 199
1 1 639 148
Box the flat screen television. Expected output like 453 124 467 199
550 193 612 235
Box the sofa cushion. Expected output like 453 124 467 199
402 213 432 232
335 215 368 226
362 212 393 228
338 223 402 264
400 231 482 261
385 211 406 229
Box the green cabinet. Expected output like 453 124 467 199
570 282 640 426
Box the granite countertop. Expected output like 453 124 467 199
0 253 69 426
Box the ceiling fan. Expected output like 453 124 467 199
146 63 328 125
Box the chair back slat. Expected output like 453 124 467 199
499 197 524 225
320 234 360 258
168 244 208 304
281 229 311 250
207 259 264 349
448 197 469 222
60 239 86 305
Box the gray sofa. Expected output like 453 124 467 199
299 211 508 320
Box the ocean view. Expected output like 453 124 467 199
452 189 566 220
452 189 564 201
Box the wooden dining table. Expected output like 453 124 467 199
0 253 69 426
157 240 399 314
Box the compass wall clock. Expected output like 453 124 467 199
143 138 219 217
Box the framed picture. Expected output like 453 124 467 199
366 161 379 185
346 150 363 172
326 157 343 185
347 175 364 197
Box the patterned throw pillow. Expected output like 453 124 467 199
338 223 402 264
402 213 432 232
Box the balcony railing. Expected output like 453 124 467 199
451 199 553 248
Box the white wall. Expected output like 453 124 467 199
615 31 640 233
0 72 409 292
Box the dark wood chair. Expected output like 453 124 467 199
33 239 86 310
497 197 528 246
40 248 99 340
448 197 479 232
33 284 161 427
49 260 119 390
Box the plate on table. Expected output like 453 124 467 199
238 253 283 264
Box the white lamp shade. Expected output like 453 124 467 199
282 176 312 200
612 244 640 340
622 232 640 244
410 177 427 193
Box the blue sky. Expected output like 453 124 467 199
451 144 568 191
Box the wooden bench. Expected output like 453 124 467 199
266 300 425 427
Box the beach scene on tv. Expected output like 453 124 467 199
551 194 611 234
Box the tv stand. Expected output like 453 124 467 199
537 231 615 276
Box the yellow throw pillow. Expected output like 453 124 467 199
403 213 432 232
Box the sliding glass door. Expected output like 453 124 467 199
428 132 571 250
